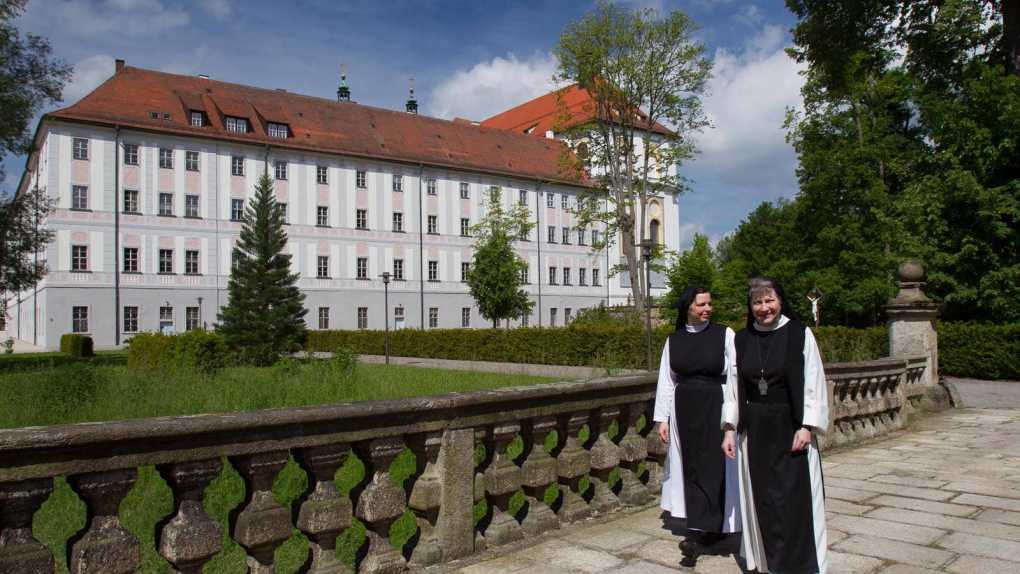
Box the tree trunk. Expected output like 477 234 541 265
1005 0 1020 77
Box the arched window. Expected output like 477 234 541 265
649 219 660 245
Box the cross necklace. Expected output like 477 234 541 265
753 335 774 395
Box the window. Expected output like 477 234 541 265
163 112 171 121
459 182 469 199
592 230 601 245
159 148 173 169
427 215 438 234
519 189 528 205
279 202 288 224
461 261 470 282
579 268 587 286
356 170 367 188
429 307 439 329
185 250 199 275
225 116 248 133
124 144 138 165
522 313 529 327
357 257 368 279
267 122 289 139
393 259 404 280
159 249 174 274
159 306 174 331
123 306 138 333
357 307 368 329
73 138 89 160
565 308 572 323
428 260 438 282
547 226 556 243
394 306 405 325
317 255 329 278
427 178 437 195
593 268 601 286
71 245 88 271
123 247 138 273
318 307 330 329
562 195 569 209
356 209 368 230
547 193 554 208
190 111 204 127
149 111 159 120
186 307 200 331
520 265 529 284
461 307 471 328
549 266 557 285
185 151 199 171
460 218 470 237
563 267 572 286
232 249 242 270
392 212 404 232
72 306 88 333
317 206 329 227
317 165 328 185
185 194 200 218
231 156 244 176
123 189 139 213
578 229 586 245
274 160 287 180
231 199 244 222
159 193 174 216
562 227 570 244
550 307 558 327
392 174 403 192
72 185 88 210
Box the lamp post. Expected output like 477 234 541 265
639 239 654 371
380 272 391 364
197 296 203 330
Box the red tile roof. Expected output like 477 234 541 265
46 66 586 187
481 84 672 137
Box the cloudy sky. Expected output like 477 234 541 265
6 0 804 247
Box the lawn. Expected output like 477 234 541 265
1 360 563 573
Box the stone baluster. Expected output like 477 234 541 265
67 469 140 574
555 411 591 523
294 444 352 574
587 407 621 514
353 437 407 574
228 452 293 573
406 432 442 567
644 401 666 495
156 459 224 573
481 423 524 545
518 417 559 536
472 428 488 552
0 478 54 572
616 403 650 506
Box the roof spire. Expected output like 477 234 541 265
337 63 350 102
405 77 418 115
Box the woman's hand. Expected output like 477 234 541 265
791 427 812 452
722 430 736 459
658 421 669 444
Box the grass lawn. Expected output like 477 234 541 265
1 360 565 573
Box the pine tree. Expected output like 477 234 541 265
218 174 306 365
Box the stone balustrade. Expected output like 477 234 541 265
0 352 949 573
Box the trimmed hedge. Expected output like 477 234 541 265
0 352 126 373
59 334 94 358
938 323 1020 380
127 331 230 375
812 326 887 363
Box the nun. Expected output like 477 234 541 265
722 277 829 574
653 285 741 564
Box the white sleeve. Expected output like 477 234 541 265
721 327 739 429
653 339 674 423
801 327 829 432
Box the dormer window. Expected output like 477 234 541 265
267 122 289 139
225 116 249 133
190 111 205 127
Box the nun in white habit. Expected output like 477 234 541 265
654 285 741 561
722 276 829 574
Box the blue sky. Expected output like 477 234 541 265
7 0 803 247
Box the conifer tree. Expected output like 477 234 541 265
218 174 306 365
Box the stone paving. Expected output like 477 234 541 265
440 406 1020 573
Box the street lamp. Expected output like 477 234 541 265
380 272 391 365
639 239 655 372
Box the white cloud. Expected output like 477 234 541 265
62 55 115 103
24 0 190 38
199 0 232 18
427 53 561 121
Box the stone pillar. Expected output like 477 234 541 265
555 412 592 523
519 417 559 536
353 437 407 574
885 259 939 385
616 403 650 506
587 407 621 514
406 432 442 567
644 400 666 495
294 444 353 574
156 459 224 573
0 478 54 573
228 452 293 574
434 428 475 561
481 423 524 545
67 469 141 574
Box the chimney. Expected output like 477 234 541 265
337 64 350 102
115 59 125 73
405 77 418 115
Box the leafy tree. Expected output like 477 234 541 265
0 186 52 313
218 174 306 365
555 0 712 313
0 0 72 184
466 186 534 328
660 234 718 326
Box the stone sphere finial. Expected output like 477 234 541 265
898 259 925 284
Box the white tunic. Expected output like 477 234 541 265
653 321 741 533
722 315 829 573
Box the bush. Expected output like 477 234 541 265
59 334 94 357
813 325 887 363
938 322 1020 380
127 331 230 376
0 352 126 373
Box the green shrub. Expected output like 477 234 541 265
127 331 229 376
813 325 888 363
59 334 94 358
330 347 359 377
938 322 1020 380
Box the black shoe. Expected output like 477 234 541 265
679 553 698 568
